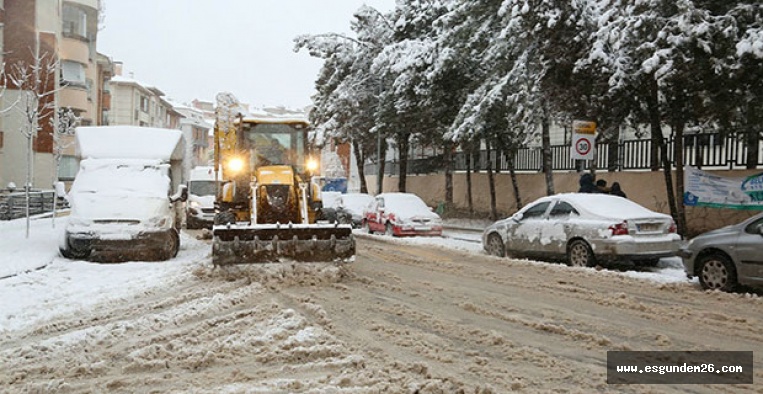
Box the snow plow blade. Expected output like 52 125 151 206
212 223 355 265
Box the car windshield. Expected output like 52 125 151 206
189 180 218 196
72 160 168 198
386 195 429 212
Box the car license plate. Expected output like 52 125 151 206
100 233 133 241
638 223 660 232
414 226 431 231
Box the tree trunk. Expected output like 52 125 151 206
673 121 687 237
541 115 555 195
465 151 473 214
397 133 409 193
607 129 619 172
352 140 368 194
508 147 522 211
746 129 760 170
646 77 678 223
486 139 497 220
444 142 453 207
376 142 386 195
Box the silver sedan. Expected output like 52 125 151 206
680 212 763 292
482 193 681 267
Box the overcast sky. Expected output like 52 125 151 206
97 0 396 109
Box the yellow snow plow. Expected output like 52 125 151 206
211 93 355 266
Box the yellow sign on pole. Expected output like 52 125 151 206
573 120 597 135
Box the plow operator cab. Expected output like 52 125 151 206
212 93 355 265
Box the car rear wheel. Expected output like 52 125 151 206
567 240 595 267
697 253 737 292
486 233 505 257
385 222 395 237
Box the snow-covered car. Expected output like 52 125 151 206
679 212 763 292
482 193 681 267
319 191 342 223
362 193 443 236
60 126 187 262
335 193 374 228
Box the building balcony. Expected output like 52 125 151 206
60 37 90 64
60 87 89 114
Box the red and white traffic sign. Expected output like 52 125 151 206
571 120 597 160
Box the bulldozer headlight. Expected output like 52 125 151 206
227 157 244 174
306 158 319 172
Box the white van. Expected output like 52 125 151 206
60 126 187 262
185 166 219 229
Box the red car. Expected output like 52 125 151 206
362 193 443 237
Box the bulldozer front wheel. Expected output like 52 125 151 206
214 211 236 226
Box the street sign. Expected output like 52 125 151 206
571 120 597 160
573 120 597 135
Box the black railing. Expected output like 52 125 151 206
364 132 762 176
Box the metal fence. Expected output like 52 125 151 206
0 190 58 220
365 132 763 175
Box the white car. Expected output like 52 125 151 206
335 193 374 228
482 193 681 267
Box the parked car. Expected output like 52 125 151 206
482 193 681 267
335 193 374 228
319 191 342 223
679 212 763 292
185 166 220 229
362 193 443 236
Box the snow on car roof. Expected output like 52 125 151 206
554 193 668 219
379 193 437 217
76 126 184 161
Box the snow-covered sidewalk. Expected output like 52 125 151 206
0 216 209 333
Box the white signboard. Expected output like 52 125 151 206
684 166 763 210
570 120 596 160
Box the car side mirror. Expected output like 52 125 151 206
170 184 188 203
512 213 523 222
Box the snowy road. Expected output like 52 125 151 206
0 226 761 392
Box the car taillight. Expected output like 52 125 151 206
668 221 677 233
609 221 629 236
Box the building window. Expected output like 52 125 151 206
58 155 78 181
0 131 3 149
140 96 149 113
62 4 88 40
61 61 86 87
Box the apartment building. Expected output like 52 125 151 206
0 0 112 188
173 102 211 177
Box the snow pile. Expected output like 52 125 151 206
76 126 184 161
0 215 62 279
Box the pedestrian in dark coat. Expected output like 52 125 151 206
578 173 601 193
610 182 627 198
596 179 610 193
